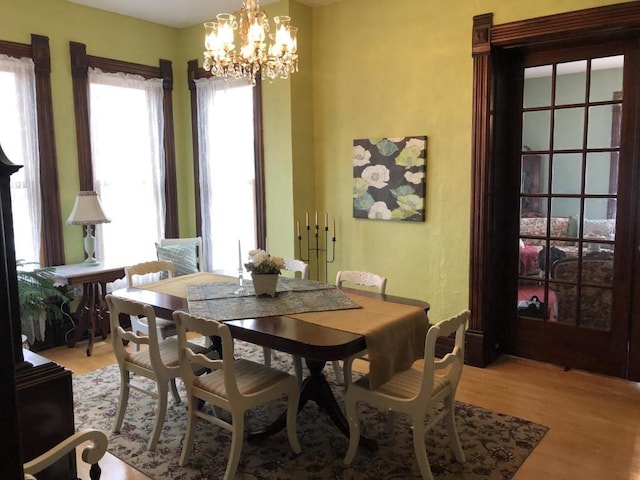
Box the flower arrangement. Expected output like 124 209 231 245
244 249 285 275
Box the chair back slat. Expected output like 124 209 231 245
336 270 387 293
106 294 167 371
282 258 309 279
126 260 174 287
419 309 470 401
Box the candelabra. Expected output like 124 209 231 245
297 211 336 282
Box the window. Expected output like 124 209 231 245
0 35 64 266
70 42 178 267
188 61 266 272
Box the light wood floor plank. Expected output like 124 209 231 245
42 340 640 480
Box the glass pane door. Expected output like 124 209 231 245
517 55 622 331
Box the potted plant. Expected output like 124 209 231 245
17 260 70 346
244 249 285 297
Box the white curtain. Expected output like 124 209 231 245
0 54 42 264
88 67 165 269
195 77 257 272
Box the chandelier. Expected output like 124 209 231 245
202 0 298 85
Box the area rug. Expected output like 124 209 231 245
72 341 548 479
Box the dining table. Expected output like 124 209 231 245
110 272 430 449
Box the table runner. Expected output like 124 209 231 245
185 277 362 320
138 272 429 388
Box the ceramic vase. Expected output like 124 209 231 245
251 273 279 297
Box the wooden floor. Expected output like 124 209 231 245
43 338 640 480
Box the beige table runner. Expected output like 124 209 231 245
289 294 428 389
138 272 429 388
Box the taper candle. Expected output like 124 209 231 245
296 221 300 237
315 211 318 226
325 212 328 228
305 211 309 227
333 219 336 239
238 239 242 270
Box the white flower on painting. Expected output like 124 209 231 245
404 171 424 184
405 137 425 150
387 137 404 142
353 145 371 167
362 164 390 189
368 201 392 220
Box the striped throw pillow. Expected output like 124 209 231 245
155 243 198 277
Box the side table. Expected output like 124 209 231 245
53 263 125 356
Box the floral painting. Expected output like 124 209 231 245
352 136 426 221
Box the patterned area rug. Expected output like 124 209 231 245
72 341 548 479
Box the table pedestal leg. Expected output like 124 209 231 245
67 283 91 350
66 281 110 356
247 358 377 450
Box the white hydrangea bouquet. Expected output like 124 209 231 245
244 249 285 275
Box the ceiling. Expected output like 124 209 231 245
66 0 337 28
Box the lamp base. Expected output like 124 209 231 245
82 256 100 266
83 226 100 266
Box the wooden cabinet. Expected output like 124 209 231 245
16 350 76 480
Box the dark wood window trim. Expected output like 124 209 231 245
187 60 267 248
69 42 178 238
470 1 640 371
0 34 65 266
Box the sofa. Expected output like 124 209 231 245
520 216 616 246
519 216 615 277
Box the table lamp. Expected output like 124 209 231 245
66 191 111 266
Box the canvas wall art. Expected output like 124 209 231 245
352 136 427 221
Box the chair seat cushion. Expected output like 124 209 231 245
136 315 176 333
353 367 450 399
194 358 291 398
126 337 208 370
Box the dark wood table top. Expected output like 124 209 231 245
110 285 430 362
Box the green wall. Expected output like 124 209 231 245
0 0 631 321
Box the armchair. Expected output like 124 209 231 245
23 429 108 480
551 257 614 330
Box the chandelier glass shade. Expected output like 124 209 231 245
203 0 298 85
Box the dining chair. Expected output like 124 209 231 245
105 294 211 451
125 260 177 352
173 310 301 479
344 309 470 480
262 257 309 383
23 429 108 480
335 270 388 386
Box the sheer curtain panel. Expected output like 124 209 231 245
195 77 257 272
88 67 165 267
0 54 42 263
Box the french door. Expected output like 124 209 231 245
507 40 640 378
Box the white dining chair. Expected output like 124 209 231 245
174 309 301 479
335 270 388 386
105 294 211 451
344 309 470 480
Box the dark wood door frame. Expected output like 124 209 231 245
469 1 640 381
